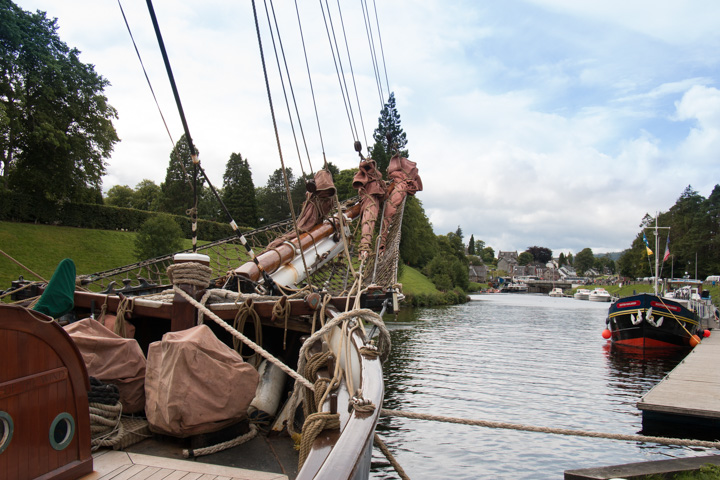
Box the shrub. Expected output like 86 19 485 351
133 215 184 260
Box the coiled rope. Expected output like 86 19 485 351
380 408 720 449
182 424 259 458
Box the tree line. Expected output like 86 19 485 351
617 185 720 280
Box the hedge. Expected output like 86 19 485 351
0 190 234 241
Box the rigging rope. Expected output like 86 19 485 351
319 0 361 149
334 0 370 151
380 408 720 450
263 0 312 178
117 0 176 151
359 0 384 106
294 0 328 169
369 0 391 97
252 0 312 288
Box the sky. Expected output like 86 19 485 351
13 0 720 256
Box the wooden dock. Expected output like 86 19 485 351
81 450 288 480
638 333 720 426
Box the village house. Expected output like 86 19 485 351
497 251 518 274
469 264 487 283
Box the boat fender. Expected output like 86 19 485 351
248 359 287 425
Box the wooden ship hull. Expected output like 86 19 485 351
0 186 410 479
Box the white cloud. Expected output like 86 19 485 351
12 0 720 256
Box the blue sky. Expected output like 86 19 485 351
15 0 720 256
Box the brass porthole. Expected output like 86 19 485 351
0 411 13 454
49 413 75 451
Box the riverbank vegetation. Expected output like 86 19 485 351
0 221 461 306
616 186 720 281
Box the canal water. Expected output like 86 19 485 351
371 293 712 479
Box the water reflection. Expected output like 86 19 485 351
371 295 710 480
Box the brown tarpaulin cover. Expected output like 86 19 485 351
378 156 422 253
64 318 147 413
353 159 386 257
296 169 337 233
145 324 259 437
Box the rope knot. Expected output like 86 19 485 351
349 394 376 415
359 344 380 359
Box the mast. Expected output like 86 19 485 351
649 212 669 296
654 215 660 295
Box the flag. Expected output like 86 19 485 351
643 233 653 255
663 236 670 261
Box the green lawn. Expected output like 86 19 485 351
1 221 440 300
397 265 440 296
0 221 196 289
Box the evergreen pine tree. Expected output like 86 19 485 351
468 234 476 255
222 152 258 227
371 92 408 173
256 167 295 225
159 134 203 216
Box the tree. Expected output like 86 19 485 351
221 152 258 227
133 215 184 260
424 252 468 291
333 168 356 201
526 246 553 264
132 179 161 211
159 134 202 216
371 92 408 173
399 196 437 268
467 255 483 266
468 234 475 255
574 248 595 275
558 252 566 268
481 246 495 264
105 185 135 208
518 251 533 266
256 167 295 225
1 1 118 200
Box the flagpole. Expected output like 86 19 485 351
654 215 660 295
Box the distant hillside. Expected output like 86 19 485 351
595 251 623 261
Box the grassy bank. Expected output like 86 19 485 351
397 265 466 306
1 221 455 306
0 221 197 289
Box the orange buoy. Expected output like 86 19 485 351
704 329 711 338
690 334 701 347
601 329 612 339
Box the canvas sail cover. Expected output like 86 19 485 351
145 324 259 437
34 258 76 318
296 169 336 232
378 156 422 253
353 158 386 257
64 318 147 413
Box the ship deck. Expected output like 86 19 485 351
83 442 292 480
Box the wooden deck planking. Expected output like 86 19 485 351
638 334 720 419
81 450 288 480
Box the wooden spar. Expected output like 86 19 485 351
233 202 362 283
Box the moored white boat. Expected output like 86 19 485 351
549 287 564 297
589 288 612 302
574 288 591 300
